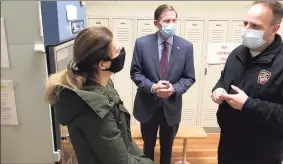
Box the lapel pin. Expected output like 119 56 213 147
177 46 179 49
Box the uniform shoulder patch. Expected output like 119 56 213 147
258 70 272 84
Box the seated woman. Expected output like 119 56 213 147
44 26 154 164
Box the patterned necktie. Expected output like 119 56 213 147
160 41 168 79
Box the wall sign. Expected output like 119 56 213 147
206 43 241 64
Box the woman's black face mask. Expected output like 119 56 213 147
103 47 126 73
72 47 126 73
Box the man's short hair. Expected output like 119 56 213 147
154 4 178 21
252 0 283 24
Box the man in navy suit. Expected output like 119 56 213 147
130 4 195 164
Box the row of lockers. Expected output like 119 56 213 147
86 18 283 127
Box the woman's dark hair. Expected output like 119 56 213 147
45 26 114 104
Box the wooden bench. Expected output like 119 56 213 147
131 126 207 164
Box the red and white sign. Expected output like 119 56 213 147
206 43 240 64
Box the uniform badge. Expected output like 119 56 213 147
258 70 271 84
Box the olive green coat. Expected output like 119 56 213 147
54 79 153 164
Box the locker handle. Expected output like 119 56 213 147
205 68 207 75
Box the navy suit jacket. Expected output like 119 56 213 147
130 32 195 126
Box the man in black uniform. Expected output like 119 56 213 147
211 0 283 164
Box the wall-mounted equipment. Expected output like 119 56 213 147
41 1 86 46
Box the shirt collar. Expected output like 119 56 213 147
157 32 173 46
250 50 261 58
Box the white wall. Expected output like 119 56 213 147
85 1 283 131
86 1 252 18
1 2 55 163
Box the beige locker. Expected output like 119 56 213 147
87 18 109 28
231 20 244 43
207 20 229 43
137 19 157 37
112 18 134 118
182 20 205 126
201 20 229 127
